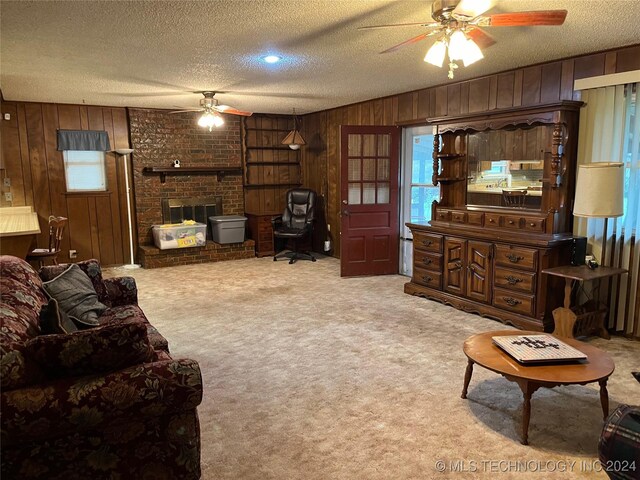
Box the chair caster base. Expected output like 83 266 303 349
273 250 316 264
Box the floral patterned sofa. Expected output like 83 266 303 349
0 255 203 479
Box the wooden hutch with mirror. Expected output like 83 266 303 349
405 101 583 331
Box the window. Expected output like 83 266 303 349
64 150 107 192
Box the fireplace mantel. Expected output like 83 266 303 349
142 166 243 183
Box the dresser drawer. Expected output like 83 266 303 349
413 231 443 253
494 244 537 271
485 213 501 227
413 266 442 290
413 251 443 271
435 209 451 222
466 211 484 226
502 215 522 230
523 218 546 232
494 266 536 294
493 288 534 316
451 210 466 224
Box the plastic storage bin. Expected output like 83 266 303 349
209 215 247 244
152 222 207 250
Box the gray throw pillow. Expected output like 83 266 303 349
39 297 79 334
42 264 107 327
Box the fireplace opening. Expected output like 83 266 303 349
162 197 223 240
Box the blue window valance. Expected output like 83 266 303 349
57 130 111 151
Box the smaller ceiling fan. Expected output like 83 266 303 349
170 91 252 130
360 0 568 79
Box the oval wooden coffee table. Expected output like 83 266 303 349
461 330 615 445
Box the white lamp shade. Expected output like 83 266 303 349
573 162 624 218
462 38 484 66
424 40 446 67
448 30 468 61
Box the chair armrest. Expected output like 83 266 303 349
26 320 154 379
271 215 283 228
104 276 138 306
1 357 203 447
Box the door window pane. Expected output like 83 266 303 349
363 158 376 181
363 183 376 204
64 150 107 192
378 135 390 157
377 183 390 204
349 183 361 205
348 134 361 156
362 134 376 156
348 158 361 181
377 158 390 181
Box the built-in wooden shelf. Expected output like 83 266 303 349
245 161 301 166
436 153 465 159
437 176 466 183
142 167 242 183
244 183 302 188
247 146 296 151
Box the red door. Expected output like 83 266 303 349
340 126 400 277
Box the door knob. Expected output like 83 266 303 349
342 200 348 205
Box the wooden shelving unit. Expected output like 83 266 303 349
142 166 242 183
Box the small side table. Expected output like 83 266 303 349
542 265 628 339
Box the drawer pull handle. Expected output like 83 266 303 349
505 275 523 285
422 275 433 283
503 297 522 307
508 220 515 225
506 254 524 263
422 240 433 247
423 258 432 265
489 218 495 223
529 223 536 227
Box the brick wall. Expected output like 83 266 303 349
128 108 244 246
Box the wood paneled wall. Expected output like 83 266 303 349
300 44 640 258
0 101 132 265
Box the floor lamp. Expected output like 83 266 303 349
573 162 625 266
115 148 141 269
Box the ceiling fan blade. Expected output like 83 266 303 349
214 105 253 116
466 27 496 49
477 10 567 27
380 32 430 54
452 0 495 21
359 22 439 30
168 109 203 114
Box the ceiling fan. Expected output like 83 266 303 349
170 91 252 130
360 0 567 79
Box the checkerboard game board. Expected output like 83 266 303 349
492 335 587 364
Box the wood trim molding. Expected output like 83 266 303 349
574 69 640 90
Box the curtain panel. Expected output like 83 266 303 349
574 83 639 336
57 130 111 151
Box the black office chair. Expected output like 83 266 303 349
272 188 317 264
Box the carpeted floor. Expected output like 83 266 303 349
106 256 639 479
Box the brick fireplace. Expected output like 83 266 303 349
128 108 254 268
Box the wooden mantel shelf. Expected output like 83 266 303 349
142 166 242 183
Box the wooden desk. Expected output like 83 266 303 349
542 265 628 339
0 207 41 258
462 330 615 445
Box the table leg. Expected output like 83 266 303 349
516 380 539 445
461 359 474 399
599 379 610 420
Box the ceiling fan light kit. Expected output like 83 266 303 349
197 111 224 131
363 0 567 80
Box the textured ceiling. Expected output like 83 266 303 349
1 0 639 115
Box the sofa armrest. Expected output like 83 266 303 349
1 357 203 447
103 276 138 306
26 320 154 379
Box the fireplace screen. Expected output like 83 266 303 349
162 197 222 240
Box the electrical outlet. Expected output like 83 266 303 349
3 178 10 187
3 113 10 121
69 250 78 258
4 192 12 202
327 224 331 232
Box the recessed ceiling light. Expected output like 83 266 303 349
263 55 281 64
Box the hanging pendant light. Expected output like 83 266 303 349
281 109 306 150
